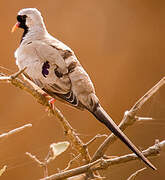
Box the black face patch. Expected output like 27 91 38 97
42 61 50 78
17 15 27 24
17 15 28 42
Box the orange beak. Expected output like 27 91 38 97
11 22 20 33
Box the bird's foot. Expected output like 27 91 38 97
43 93 55 111
48 98 56 109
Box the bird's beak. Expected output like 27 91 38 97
11 22 20 33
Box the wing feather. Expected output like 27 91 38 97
17 38 84 109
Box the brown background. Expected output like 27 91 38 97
0 0 165 179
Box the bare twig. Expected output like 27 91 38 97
26 152 48 177
40 159 101 180
84 134 107 147
92 77 165 162
137 117 153 121
0 124 32 141
40 140 165 180
130 77 165 113
51 107 91 163
11 67 27 79
63 154 81 172
102 139 165 167
103 155 118 159
0 71 91 164
1 69 164 180
127 167 147 180
25 152 43 166
26 141 70 178
0 70 97 179
67 174 86 180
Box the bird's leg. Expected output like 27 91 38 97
43 93 55 110
48 98 56 109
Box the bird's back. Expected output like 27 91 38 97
15 32 97 110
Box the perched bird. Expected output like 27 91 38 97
12 8 156 170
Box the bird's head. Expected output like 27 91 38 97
12 8 44 33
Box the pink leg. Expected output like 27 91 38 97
43 93 55 109
48 98 56 109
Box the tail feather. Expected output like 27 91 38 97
92 105 156 170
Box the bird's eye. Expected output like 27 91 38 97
17 15 27 22
22 15 27 19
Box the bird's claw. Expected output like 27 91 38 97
43 93 55 111
48 98 56 109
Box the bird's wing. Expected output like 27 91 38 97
18 40 84 109
33 40 69 75
17 40 71 94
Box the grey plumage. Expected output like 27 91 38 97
13 8 156 170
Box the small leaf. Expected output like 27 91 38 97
50 141 70 160
0 165 7 176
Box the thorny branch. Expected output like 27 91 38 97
92 77 165 162
84 134 107 148
0 70 98 179
126 167 147 180
0 69 164 180
0 124 32 141
63 154 81 172
26 152 49 177
0 71 91 164
40 140 165 180
26 152 43 166
0 123 32 177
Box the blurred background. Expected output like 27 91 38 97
0 0 164 179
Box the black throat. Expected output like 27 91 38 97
21 27 29 43
17 15 29 43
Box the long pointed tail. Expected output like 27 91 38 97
92 105 156 170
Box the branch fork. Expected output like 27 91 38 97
0 68 164 180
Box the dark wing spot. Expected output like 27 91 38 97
72 95 78 105
42 61 50 78
61 50 72 60
50 45 72 60
27 42 32 45
54 68 63 78
50 45 58 49
42 88 84 109
56 91 78 106
68 61 77 73
50 83 64 92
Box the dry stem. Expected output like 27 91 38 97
40 140 165 180
0 71 91 164
127 167 147 180
0 70 97 179
0 69 164 180
0 124 32 141
92 77 165 162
